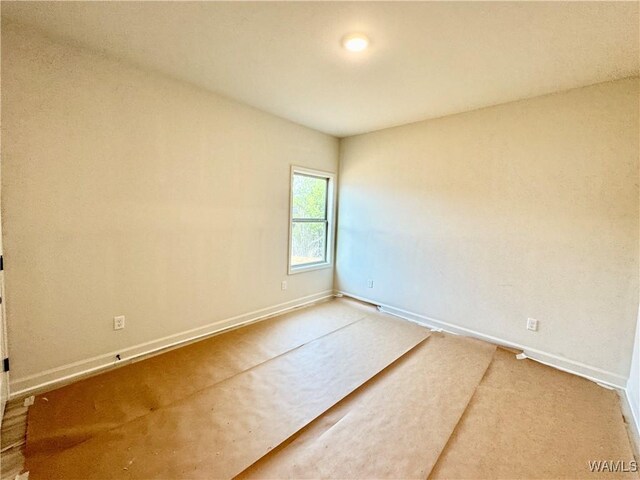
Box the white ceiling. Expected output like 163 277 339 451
3 1 638 137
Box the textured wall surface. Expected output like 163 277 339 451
337 78 639 380
1 23 338 384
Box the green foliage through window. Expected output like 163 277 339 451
291 173 329 267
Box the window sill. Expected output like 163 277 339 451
288 262 333 275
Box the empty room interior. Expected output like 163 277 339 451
0 1 639 479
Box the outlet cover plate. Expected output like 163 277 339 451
114 315 125 330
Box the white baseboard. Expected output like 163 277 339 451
625 388 640 447
9 290 335 399
339 291 628 389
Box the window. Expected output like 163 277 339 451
289 166 335 274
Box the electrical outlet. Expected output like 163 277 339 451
367 279 374 288
281 281 287 291
114 315 125 330
526 318 538 332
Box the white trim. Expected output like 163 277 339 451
339 290 627 388
626 387 640 438
289 262 332 275
288 165 337 276
9 290 335 399
0 271 8 424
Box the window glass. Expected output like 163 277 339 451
291 221 327 266
289 170 332 271
292 174 327 220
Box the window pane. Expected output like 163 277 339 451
291 221 327 266
292 174 327 219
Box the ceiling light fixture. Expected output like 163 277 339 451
342 33 369 52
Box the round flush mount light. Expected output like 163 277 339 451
342 33 370 52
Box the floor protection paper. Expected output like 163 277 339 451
25 299 368 461
429 348 639 479
26 313 430 479
238 332 497 479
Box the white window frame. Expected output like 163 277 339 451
288 165 336 275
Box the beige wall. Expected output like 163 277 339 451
628 165 640 430
337 78 639 381
3 21 639 394
1 23 338 388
